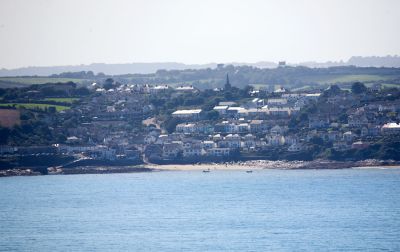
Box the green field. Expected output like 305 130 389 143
302 74 396 84
0 77 86 85
380 83 400 88
43 98 80 103
0 103 70 112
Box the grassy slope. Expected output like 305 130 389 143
0 77 91 88
43 98 80 103
252 74 400 91
1 73 399 89
301 74 396 84
0 103 70 111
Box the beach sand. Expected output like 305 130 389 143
144 159 400 171
146 163 263 171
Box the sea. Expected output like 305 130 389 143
1 168 400 251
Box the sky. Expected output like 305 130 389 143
0 0 399 69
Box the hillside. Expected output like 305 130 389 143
1 56 400 77
1 65 400 91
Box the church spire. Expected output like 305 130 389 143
225 73 231 90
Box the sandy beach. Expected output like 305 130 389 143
144 159 400 171
147 162 265 171
2 159 399 177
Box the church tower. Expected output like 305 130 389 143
224 73 231 90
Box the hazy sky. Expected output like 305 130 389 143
0 0 399 68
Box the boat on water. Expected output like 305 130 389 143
202 168 211 173
246 170 253 173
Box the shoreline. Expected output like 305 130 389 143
1 159 399 177
144 159 400 171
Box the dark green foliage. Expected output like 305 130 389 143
0 81 90 103
74 87 90 96
0 127 10 144
288 112 308 130
103 78 115 90
351 82 367 94
205 110 219 120
163 117 181 134
201 97 220 112
118 65 400 91
50 71 96 79
322 85 342 97
338 113 348 123
310 136 324 146
48 106 56 113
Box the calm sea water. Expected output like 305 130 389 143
1 168 400 251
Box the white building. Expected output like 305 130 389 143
202 141 216 149
381 123 400 135
213 105 229 115
288 143 304 152
172 109 202 120
267 98 287 106
175 85 197 93
207 148 230 157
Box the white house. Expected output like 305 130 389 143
172 109 202 120
343 131 356 142
242 134 256 149
288 143 304 152
381 123 400 135
267 98 287 106
163 142 183 158
206 148 230 157
213 105 229 115
202 140 216 149
267 135 285 146
270 125 284 135
175 85 197 93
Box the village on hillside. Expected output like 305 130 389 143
0 73 400 173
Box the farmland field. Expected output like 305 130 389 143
43 98 80 103
0 77 87 86
0 103 70 112
302 74 397 84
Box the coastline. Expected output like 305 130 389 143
144 159 400 171
1 159 399 177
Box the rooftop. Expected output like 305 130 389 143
213 105 229 110
382 123 400 129
172 109 202 115
219 101 237 106
306 93 321 97
175 86 195 90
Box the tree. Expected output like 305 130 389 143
75 87 90 96
323 85 341 97
310 136 324 146
0 127 10 144
103 78 114 90
163 117 181 133
205 110 219 120
351 82 367 94
48 106 56 113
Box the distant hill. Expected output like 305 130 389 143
0 62 277 77
1 65 400 90
0 56 399 77
0 63 216 77
347 56 400 68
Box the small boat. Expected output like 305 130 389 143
202 168 211 173
246 170 253 173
